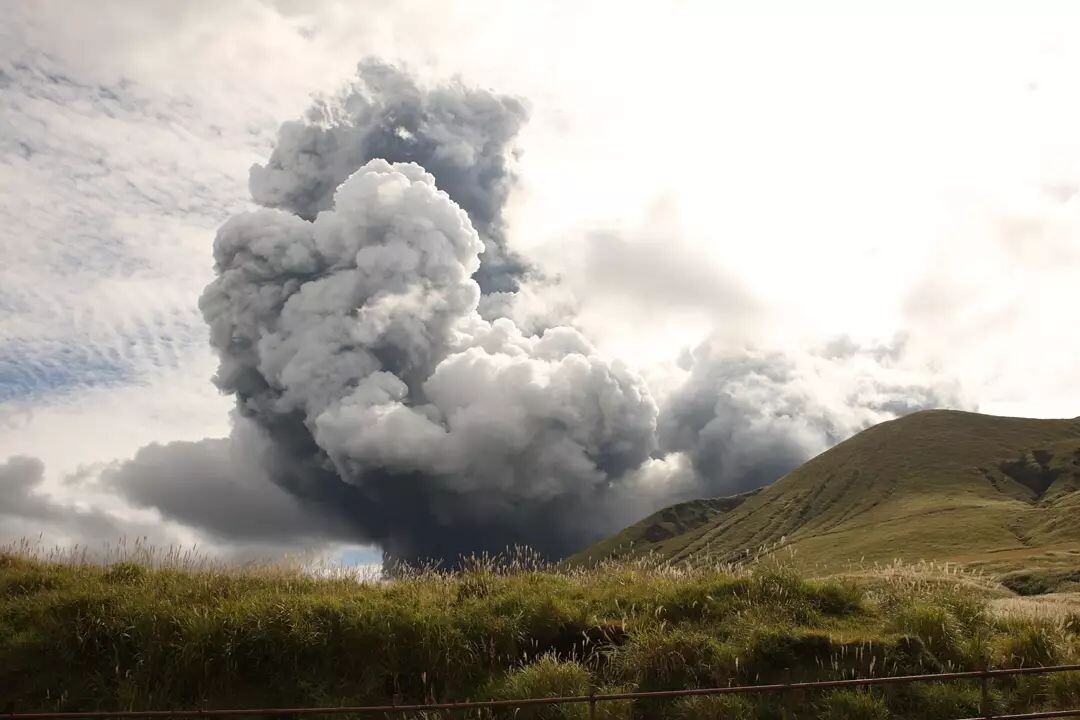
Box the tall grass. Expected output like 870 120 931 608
1 544 1078 718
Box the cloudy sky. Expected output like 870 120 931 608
2 1 1079 566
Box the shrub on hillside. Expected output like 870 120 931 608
1048 670 1080 707
903 682 987 720
817 690 889 720
102 562 147 584
669 693 756 720
487 656 630 720
807 579 866 616
740 627 833 681
890 601 963 665
615 627 737 690
996 620 1060 668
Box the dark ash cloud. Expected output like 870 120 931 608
0 450 361 562
67 61 967 567
197 157 658 564
0 455 156 550
1 456 55 520
101 418 354 545
250 58 530 295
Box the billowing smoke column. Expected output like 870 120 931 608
249 59 529 295
201 156 658 563
188 60 959 565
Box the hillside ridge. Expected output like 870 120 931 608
574 410 1080 574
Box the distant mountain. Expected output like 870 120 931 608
573 410 1080 575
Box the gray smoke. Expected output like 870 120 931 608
250 59 529 295
0 455 159 549
90 62 966 566
1 456 68 524
104 419 356 546
0 450 356 561
200 157 657 563
659 340 965 497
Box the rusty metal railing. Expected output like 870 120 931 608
3 663 1079 719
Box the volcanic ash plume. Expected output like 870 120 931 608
90 61 963 566
249 59 530 295
658 341 964 497
200 159 658 563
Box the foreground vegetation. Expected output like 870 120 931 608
2 546 1079 719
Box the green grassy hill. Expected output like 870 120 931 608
570 491 760 566
575 410 1080 576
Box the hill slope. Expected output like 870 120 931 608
570 490 761 566
575 410 1080 573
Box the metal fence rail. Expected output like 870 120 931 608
4 663 1079 719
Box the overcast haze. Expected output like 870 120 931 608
2 1 1079 565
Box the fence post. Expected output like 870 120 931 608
981 664 992 720
589 686 597 720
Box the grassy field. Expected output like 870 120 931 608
573 410 1080 573
2 547 1079 719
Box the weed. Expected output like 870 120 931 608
488 655 591 720
669 694 757 720
996 619 1061 667
0 546 1076 715
817 690 889 720
901 682 987 720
